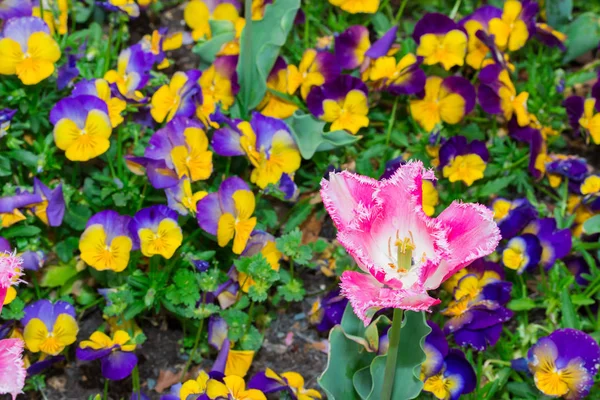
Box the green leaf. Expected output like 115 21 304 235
1 297 25 320
0 225 41 239
237 0 300 112
563 12 600 63
40 263 78 287
506 382 540 399
285 112 360 159
583 214 600 235
65 204 92 231
546 0 572 29
192 20 236 66
560 287 580 329
55 237 80 263
318 326 376 400
507 297 537 311
366 311 431 400
571 293 595 306
283 199 314 234
278 278 305 302
481 367 511 399
476 176 513 198
223 309 250 341
240 325 264 351
353 366 373 399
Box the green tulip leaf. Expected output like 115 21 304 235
318 326 376 400
285 112 361 159
237 0 300 112
563 12 600 63
365 311 431 400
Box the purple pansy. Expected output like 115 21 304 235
76 330 138 381
306 75 368 120
334 25 370 70
518 329 600 399
0 108 17 138
523 218 572 269
309 288 348 332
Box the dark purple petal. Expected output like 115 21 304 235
0 0 33 20
546 157 588 182
335 25 369 70
460 5 502 27
248 371 287 393
27 355 65 376
218 176 250 215
413 13 462 42
76 346 115 361
0 191 41 213
250 112 291 154
443 350 476 397
365 26 398 59
563 96 585 131
426 321 449 358
508 120 544 179
33 178 65 227
535 23 566 51
101 351 138 380
496 198 537 240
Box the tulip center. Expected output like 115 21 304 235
388 231 416 273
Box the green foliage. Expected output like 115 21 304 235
192 20 236 67
583 214 600 235
546 0 573 29
165 269 201 308
276 228 313 266
235 253 280 302
223 309 250 342
1 297 25 320
277 278 305 302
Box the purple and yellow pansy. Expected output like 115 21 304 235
144 117 213 184
308 288 347 333
478 64 530 127
502 233 542 273
488 0 537 52
212 112 301 189
522 218 572 270
519 329 600 399
564 94 600 145
22 300 78 356
150 69 202 123
368 53 426 95
257 58 299 119
491 197 537 240
334 25 371 70
287 49 339 100
197 55 239 124
50 95 112 162
460 6 502 69
410 76 475 132
104 44 152 101
413 13 467 71
197 176 257 255
165 177 208 216
72 78 127 128
76 330 138 381
0 16 61 85
421 322 476 400
439 136 489 187
79 210 136 272
129 205 183 259
307 75 369 134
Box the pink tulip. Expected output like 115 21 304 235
0 338 26 399
321 161 501 325
0 250 23 313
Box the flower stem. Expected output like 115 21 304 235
382 308 404 400
394 0 409 24
103 379 109 400
181 293 207 381
385 97 399 147
132 365 141 397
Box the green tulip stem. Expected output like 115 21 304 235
382 308 404 400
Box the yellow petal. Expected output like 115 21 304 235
52 314 79 350
24 318 50 353
225 351 255 378
0 38 23 75
233 190 256 220
217 213 236 248
233 217 257 254
54 118 81 150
